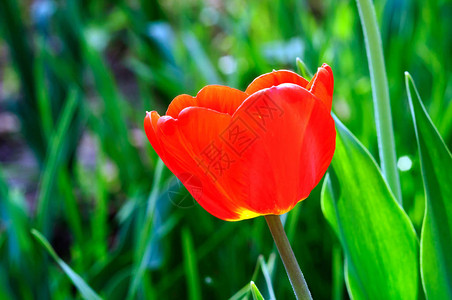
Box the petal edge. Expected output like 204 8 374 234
306 64 334 111
245 70 309 95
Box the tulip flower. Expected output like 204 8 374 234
144 64 336 299
144 64 335 220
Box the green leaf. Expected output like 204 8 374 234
182 32 221 85
0 168 32 263
257 255 275 299
250 281 264 300
321 117 419 299
296 57 313 79
31 229 102 300
228 284 251 300
355 0 402 203
228 254 274 300
126 159 164 300
182 227 202 300
82 35 140 184
36 88 79 233
405 72 452 299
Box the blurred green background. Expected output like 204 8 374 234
0 0 451 299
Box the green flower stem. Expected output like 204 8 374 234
355 0 402 203
265 215 312 300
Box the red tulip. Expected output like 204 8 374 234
144 64 336 221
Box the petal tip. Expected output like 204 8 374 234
307 64 334 111
245 69 309 95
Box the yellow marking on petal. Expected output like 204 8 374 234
226 197 308 221
229 208 261 221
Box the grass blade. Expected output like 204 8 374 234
257 255 276 300
296 57 313 79
36 88 79 232
182 32 221 85
34 38 53 139
182 227 202 300
355 0 402 203
250 281 264 300
126 160 164 300
31 229 102 300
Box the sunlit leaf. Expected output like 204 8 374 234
250 281 265 300
405 73 452 299
296 57 313 79
321 117 419 299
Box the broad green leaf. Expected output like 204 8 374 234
250 281 265 300
31 229 102 300
321 117 419 299
405 73 452 299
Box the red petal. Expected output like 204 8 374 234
220 83 336 216
196 85 248 115
145 111 193 175
146 67 336 221
166 86 247 118
156 107 248 220
144 111 164 158
306 64 334 111
166 94 196 118
245 70 309 95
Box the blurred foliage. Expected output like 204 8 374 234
0 0 451 299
